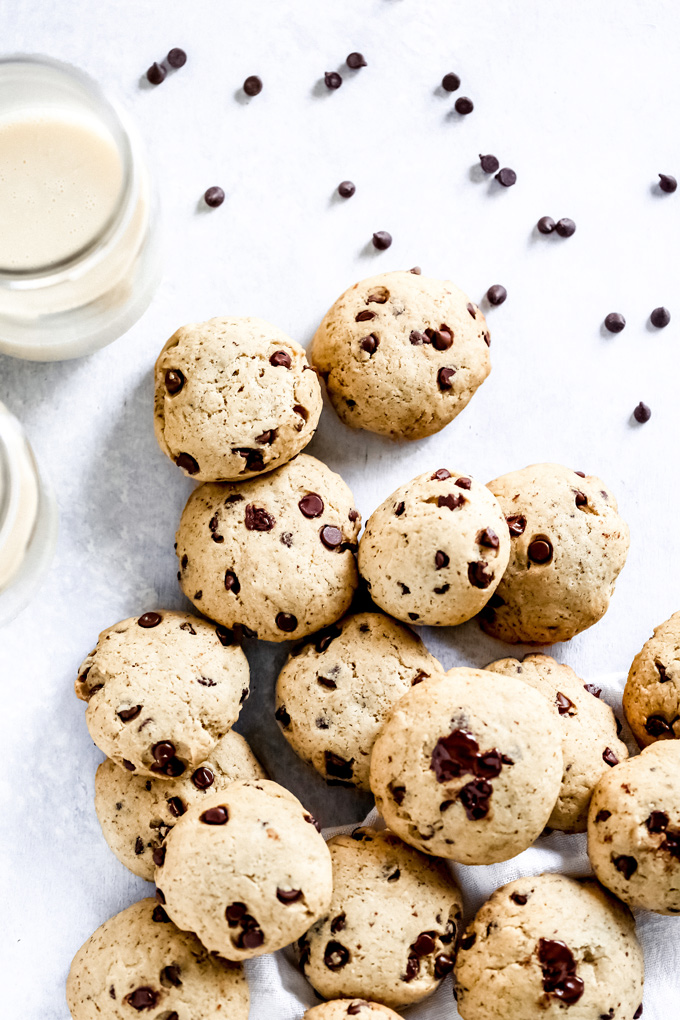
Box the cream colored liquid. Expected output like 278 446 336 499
0 112 124 271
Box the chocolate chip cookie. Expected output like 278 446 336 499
175 453 361 642
486 654 628 832
94 729 266 880
369 668 563 863
623 611 680 747
66 897 249 1020
299 827 463 1008
454 873 644 1020
304 1002 402 1019
311 270 491 439
156 779 332 960
75 611 249 779
275 612 440 790
154 316 322 481
358 469 510 626
481 463 629 644
588 740 680 914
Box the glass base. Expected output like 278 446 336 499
0 466 58 627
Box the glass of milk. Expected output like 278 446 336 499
0 56 162 360
0 402 58 626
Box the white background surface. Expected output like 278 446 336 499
1 1 679 1017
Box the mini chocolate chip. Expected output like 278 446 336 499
167 796 185 817
245 504 276 531
118 705 142 722
434 583 450 594
395 500 406 516
439 493 466 510
398 582 410 595
138 612 162 628
537 216 556 233
276 612 298 632
243 75 263 96
125 987 158 1011
176 452 199 474
574 490 587 508
155 888 166 904
431 324 453 349
123 759 136 771
324 71 342 89
215 625 235 646
109 986 115 999
595 809 612 823
634 401 651 423
455 96 474 114
152 846 166 867
270 350 292 368
555 692 575 715
224 570 240 594
647 810 669 833
495 168 516 187
200 806 229 824
234 447 265 472
372 231 392 250
277 887 303 903
299 493 324 518
442 72 461 91
304 812 321 831
434 954 454 978
408 612 419 620
387 868 400 881
455 476 471 488
477 528 499 548
468 561 494 588
506 514 526 536
256 429 277 445
152 742 175 765
555 217 576 237
324 941 349 969
438 367 456 389
204 187 225 208
241 927 265 950
135 836 144 855
479 153 499 173
410 266 421 274
146 62 166 85
360 333 379 354
634 1006 644 1019
467 302 477 318
655 660 669 682
152 905 169 922
411 932 436 956
528 537 553 563
389 782 406 805
614 854 638 879
338 180 356 198
487 285 507 306
161 965 181 988
318 675 337 689
510 892 528 905
165 369 185 394
645 714 672 736
431 468 451 481
192 767 214 789
356 309 375 322
651 306 671 328
604 312 626 333
412 670 430 685
409 330 428 345
315 624 342 652
603 747 619 766
403 954 420 982
459 778 493 819
330 913 346 933
346 52 366 69
320 525 343 549
275 705 291 728
584 684 602 698
435 550 450 569
167 48 187 68
659 174 677 193
325 751 354 779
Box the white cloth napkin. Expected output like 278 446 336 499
243 674 673 1019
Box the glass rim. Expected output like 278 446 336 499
0 53 137 283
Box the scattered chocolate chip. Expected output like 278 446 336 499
372 231 392 250
200 806 229 824
477 528 499 548
277 888 303 903
659 174 677 193
439 493 466 510
146 62 166 85
634 401 651 424
614 855 638 879
468 561 494 588
455 96 474 114
479 153 499 173
584 684 602 698
276 612 298 632
442 72 461 91
320 525 343 549
604 312 626 334
135 836 144 855
602 747 619 766
167 796 185 817
556 692 575 715
152 846 166 867
125 987 158 1011
192 767 214 790
324 71 342 89
495 168 516 187
431 468 451 481
176 452 199 474
243 75 263 96
528 537 553 563
511 892 528 905
647 811 669 833
164 369 185 395
435 550 450 569
537 216 556 234
538 939 584 1005
651 306 671 328
346 52 366 69
338 180 356 198
486 284 507 305
645 714 672 737
167 48 187 69
505 514 526 536
360 333 379 354
224 570 240 594
161 964 182 987
123 759 136 771
118 705 142 722
245 504 275 531
595 809 611 823
634 1006 644 1019
438 367 456 389
204 186 225 208
555 217 576 237
324 941 349 969
434 954 454 978
138 612 162 628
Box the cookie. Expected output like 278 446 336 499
75 611 249 778
481 463 629 644
623 611 680 747
175 453 361 642
275 612 440 790
65 897 249 1020
588 740 680 914
299 827 463 1009
154 316 322 481
311 270 491 440
454 873 644 1020
94 729 266 880
156 779 332 961
304 1002 402 1019
486 654 628 832
358 469 510 627
369 668 563 863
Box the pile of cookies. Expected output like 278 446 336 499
66 269 677 1019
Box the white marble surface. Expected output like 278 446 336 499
1 0 679 1016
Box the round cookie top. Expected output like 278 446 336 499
624 610 680 747
66 897 249 1020
304 1001 402 1019
369 668 563 864
486 654 628 832
94 729 266 880
275 612 440 790
156 779 332 961
482 462 630 645
299 827 463 1009
454 873 644 1020
358 469 510 627
311 270 491 440
175 453 361 642
154 316 322 481
75 610 250 778
588 740 680 914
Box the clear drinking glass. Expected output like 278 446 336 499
0 402 58 626
0 55 162 360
